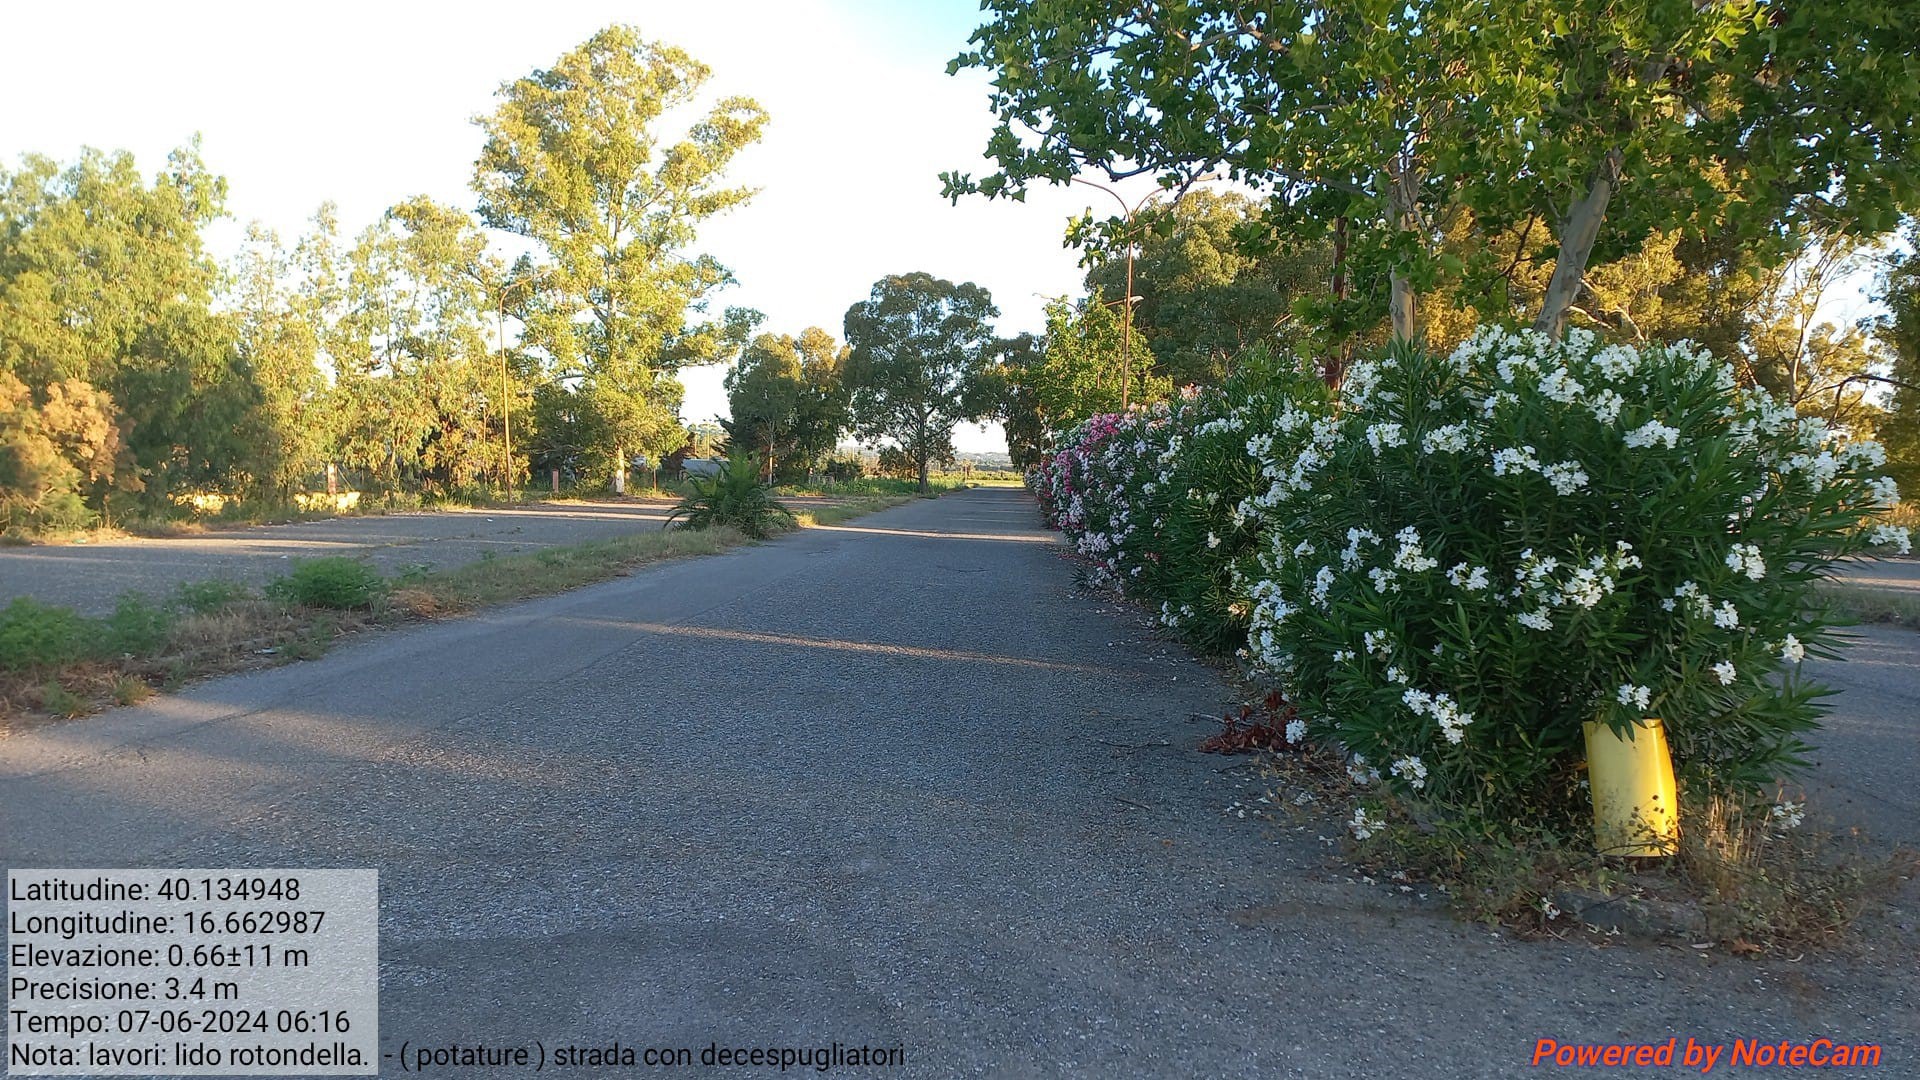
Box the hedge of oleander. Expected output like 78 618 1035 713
1030 327 1912 824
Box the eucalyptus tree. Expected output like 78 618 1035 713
724 327 851 482
473 24 768 492
842 273 998 493
229 222 331 496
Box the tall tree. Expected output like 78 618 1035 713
723 327 850 482
473 24 768 492
1082 191 1330 385
948 1 1920 344
842 273 999 493
1876 222 1920 495
1022 290 1171 432
0 142 246 517
228 222 331 496
971 333 1046 469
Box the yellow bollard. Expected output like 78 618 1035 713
1583 717 1679 857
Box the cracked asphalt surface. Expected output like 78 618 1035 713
1 488 1914 1077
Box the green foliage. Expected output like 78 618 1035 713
1139 354 1331 654
0 141 257 513
1244 328 1908 825
1020 290 1172 433
0 372 120 534
267 557 388 610
1027 352 1334 656
173 578 253 613
1876 222 1920 495
474 24 768 489
842 273 999 492
949 1 1920 342
666 454 796 539
102 594 174 656
1083 191 1333 385
0 597 91 671
723 327 851 482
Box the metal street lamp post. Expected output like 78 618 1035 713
1070 176 1212 411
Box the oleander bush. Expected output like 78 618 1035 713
1141 354 1334 654
1032 326 1912 832
1028 350 1334 654
1243 327 1910 827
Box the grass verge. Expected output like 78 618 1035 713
1816 581 1920 630
1 495 915 732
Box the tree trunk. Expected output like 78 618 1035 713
1327 214 1350 386
1386 154 1422 346
1389 272 1418 345
1535 149 1624 340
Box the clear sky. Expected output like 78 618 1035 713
0 0 1146 453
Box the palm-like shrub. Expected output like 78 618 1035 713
1243 327 1910 824
667 454 796 539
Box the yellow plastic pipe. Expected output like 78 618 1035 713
1583 718 1679 857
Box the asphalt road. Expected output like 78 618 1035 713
1 488 1914 1078
1837 554 1920 598
0 500 826 616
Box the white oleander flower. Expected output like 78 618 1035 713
1284 718 1307 744
1422 423 1471 454
1447 563 1491 591
1768 800 1805 831
1866 476 1900 508
1538 367 1584 404
1517 609 1553 631
1390 755 1428 791
1780 635 1805 664
1491 446 1541 476
1365 422 1407 451
1348 806 1380 840
1868 524 1913 555
1713 601 1740 630
1391 527 1439 572
1624 420 1680 449
1712 660 1737 685
1588 389 1625 424
1430 694 1473 744
1616 684 1652 710
1725 543 1766 581
1541 462 1589 495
